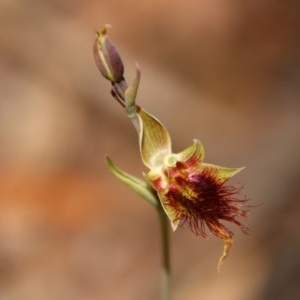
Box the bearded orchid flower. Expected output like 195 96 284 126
94 25 250 282
132 104 249 270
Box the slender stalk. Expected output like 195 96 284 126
157 206 171 300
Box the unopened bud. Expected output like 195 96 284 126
93 25 124 83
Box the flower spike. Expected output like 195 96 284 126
94 25 251 270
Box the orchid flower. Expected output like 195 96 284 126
94 25 249 271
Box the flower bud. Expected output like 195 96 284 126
93 25 124 83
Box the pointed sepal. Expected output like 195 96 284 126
136 107 172 170
174 139 205 170
200 163 245 183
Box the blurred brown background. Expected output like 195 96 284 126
0 0 300 299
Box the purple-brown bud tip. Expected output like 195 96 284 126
93 25 124 83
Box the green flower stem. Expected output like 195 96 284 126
105 157 171 299
157 205 171 300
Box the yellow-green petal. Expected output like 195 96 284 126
201 163 245 183
174 139 205 170
137 107 172 170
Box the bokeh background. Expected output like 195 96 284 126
1 0 300 299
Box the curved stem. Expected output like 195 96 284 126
157 206 171 300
